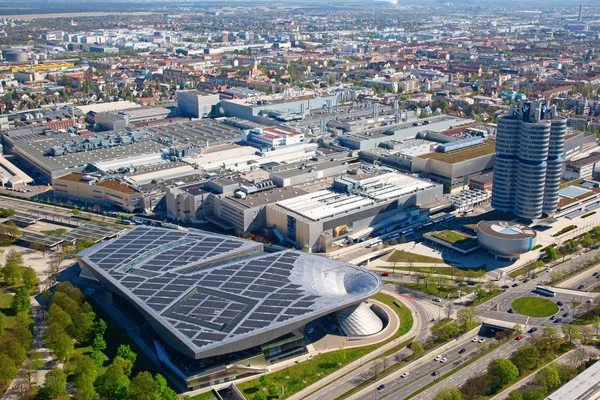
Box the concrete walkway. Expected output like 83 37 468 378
2 297 54 400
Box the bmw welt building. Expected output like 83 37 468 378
78 227 382 389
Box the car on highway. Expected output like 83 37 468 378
432 370 440 376
578 285 585 289
380 272 389 277
401 372 410 378
458 348 466 354
532 275 538 279
550 315 556 320
594 272 599 277
508 308 514 314
432 298 442 303
440 357 448 363
516 335 524 340
377 384 385 390
528 328 538 333
563 312 569 317
435 355 442 361
478 338 486 343
554 318 563 323
512 283 519 287
556 301 563 306
588 299 594 303
472 337 479 342
546 268 551 273
501 285 510 289
524 279 529 283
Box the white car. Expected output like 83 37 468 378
440 357 448 363
401 372 410 378
434 355 442 361
472 337 479 342
478 338 485 343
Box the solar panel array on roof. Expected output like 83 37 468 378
8 213 41 226
20 232 64 248
80 226 382 358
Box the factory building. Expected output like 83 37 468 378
220 93 338 124
266 167 443 252
241 126 305 149
177 90 220 119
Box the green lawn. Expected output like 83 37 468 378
386 281 474 299
511 297 559 317
386 250 443 264
470 290 503 307
385 266 486 279
432 230 469 244
191 391 217 400
573 304 600 325
0 291 17 329
237 293 413 399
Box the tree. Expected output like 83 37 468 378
592 315 600 335
507 391 523 400
31 240 47 257
128 371 158 399
475 284 487 299
45 259 61 284
456 307 479 329
259 375 271 387
94 319 107 337
0 354 17 384
580 325 594 344
533 366 560 393
411 341 424 357
153 373 177 400
23 351 45 388
115 344 137 376
540 326 562 353
92 335 107 352
510 345 539 372
434 386 463 400
69 354 98 400
5 249 23 265
444 302 454 320
76 237 96 252
513 323 522 333
546 247 559 261
582 233 594 249
253 393 267 400
10 287 30 313
44 367 67 398
488 359 519 391
22 268 39 289
0 312 4 336
566 240 578 253
96 362 130 400
562 324 582 344
268 384 280 397
3 262 22 286
54 333 74 361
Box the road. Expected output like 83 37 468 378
408 336 530 400
356 337 490 400
298 292 431 400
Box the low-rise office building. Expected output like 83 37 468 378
53 173 143 212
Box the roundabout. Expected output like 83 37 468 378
511 297 559 318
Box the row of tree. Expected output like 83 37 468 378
40 282 179 400
435 324 596 400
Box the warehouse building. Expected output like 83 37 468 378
177 90 220 119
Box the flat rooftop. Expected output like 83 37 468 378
418 140 496 163
80 227 381 359
146 119 242 147
545 361 600 400
276 171 436 221
16 134 165 172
